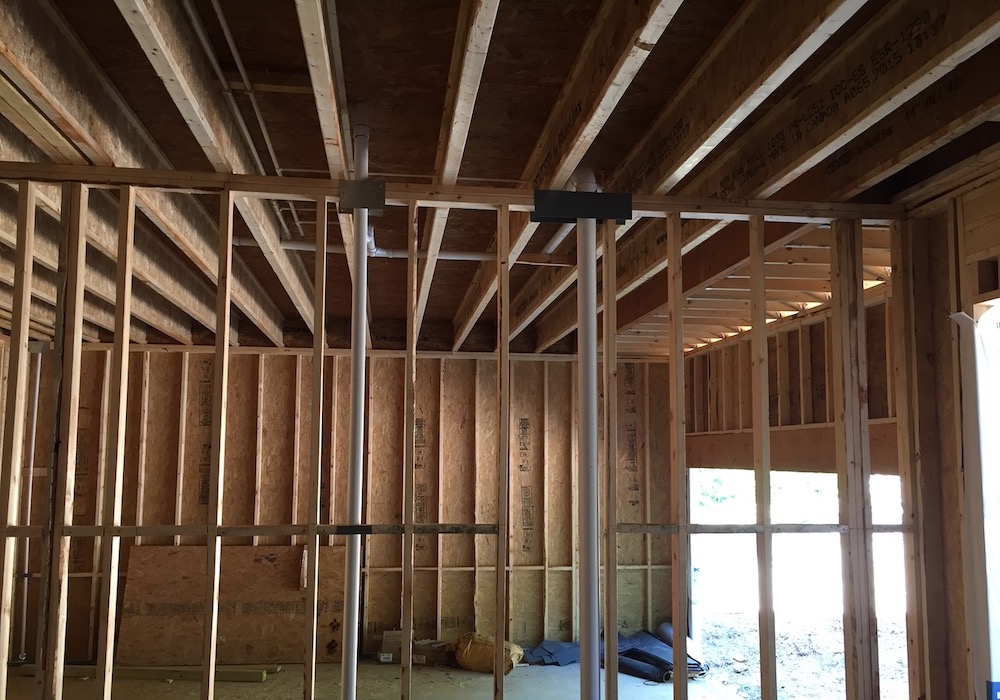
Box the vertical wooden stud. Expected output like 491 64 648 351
542 363 550 641
88 352 113 660
291 355 303 547
94 185 135 699
134 352 150 545
175 353 189 547
303 197 327 700
0 181 38 700
43 182 89 700
776 333 790 427
570 359 579 642
642 364 653 631
799 326 813 425
667 212 688 700
252 356 265 546
889 219 930 699
602 220 619 699
692 356 704 434
200 188 235 700
830 219 879 700
750 216 778 700
494 204 510 700
401 202 418 699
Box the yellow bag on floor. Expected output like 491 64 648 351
454 633 523 675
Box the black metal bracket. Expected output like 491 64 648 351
531 189 632 224
339 179 385 216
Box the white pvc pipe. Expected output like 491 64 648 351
235 237 496 262
341 111 369 700
575 167 600 700
542 222 576 255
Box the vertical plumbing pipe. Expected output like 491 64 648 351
18 350 42 660
575 167 600 699
341 109 369 700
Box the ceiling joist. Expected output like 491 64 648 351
116 0 315 332
450 0 685 350
0 0 284 344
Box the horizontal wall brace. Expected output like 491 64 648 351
4 521 907 539
0 162 903 224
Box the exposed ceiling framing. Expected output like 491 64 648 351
0 0 997 354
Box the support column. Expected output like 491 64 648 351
576 169 600 700
830 218 879 700
341 110 370 700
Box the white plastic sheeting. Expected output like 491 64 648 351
952 304 1000 700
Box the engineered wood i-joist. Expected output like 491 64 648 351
524 0 868 347
451 0 685 350
114 0 315 331
414 0 500 337
0 0 284 344
611 0 1000 341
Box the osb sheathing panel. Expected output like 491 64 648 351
117 545 345 665
364 571 401 655
648 364 672 567
440 359 476 568
414 359 440 567
617 363 647 567
366 357 403 569
222 354 257 539
259 355 296 544
510 361 543 567
330 356 351 546
293 356 310 544
15 351 672 660
545 362 573 569
546 570 574 643
439 570 475 643
140 353 182 545
510 569 544 646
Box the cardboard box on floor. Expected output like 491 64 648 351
381 630 403 656
380 631 453 666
